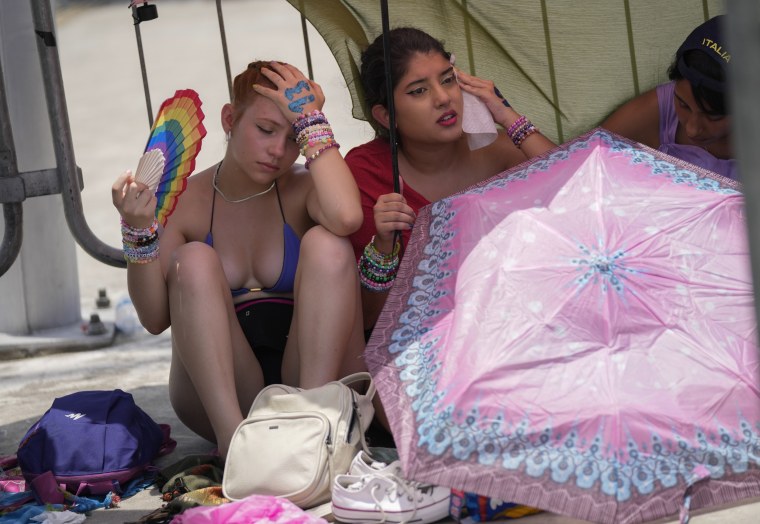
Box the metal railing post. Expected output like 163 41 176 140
0 52 23 276
30 0 125 268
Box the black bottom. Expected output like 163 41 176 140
235 299 294 386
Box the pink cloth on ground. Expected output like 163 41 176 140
170 495 328 524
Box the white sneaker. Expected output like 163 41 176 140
332 472 450 524
349 450 404 477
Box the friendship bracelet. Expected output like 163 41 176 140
512 122 538 148
120 217 158 237
121 217 160 264
292 110 328 135
123 237 159 264
358 236 401 292
506 116 538 149
296 124 332 143
506 116 527 138
123 243 159 264
298 129 336 157
304 142 340 169
294 110 338 160
364 235 400 262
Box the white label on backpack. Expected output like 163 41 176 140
65 413 85 420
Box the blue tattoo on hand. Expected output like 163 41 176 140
288 94 315 113
285 80 315 113
285 80 309 100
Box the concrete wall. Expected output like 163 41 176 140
0 0 80 334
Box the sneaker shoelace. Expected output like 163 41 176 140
367 473 437 524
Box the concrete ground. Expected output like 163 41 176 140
1 1 760 522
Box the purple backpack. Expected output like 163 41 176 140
17 389 175 499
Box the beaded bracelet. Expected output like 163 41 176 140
506 115 538 149
293 109 340 163
512 122 538 148
358 236 401 292
124 242 159 264
292 110 328 135
123 241 159 264
120 217 157 237
506 116 527 137
121 217 160 264
304 142 340 170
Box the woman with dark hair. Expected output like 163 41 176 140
111 61 366 459
347 27 556 332
603 15 734 179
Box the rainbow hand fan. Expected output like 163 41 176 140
134 88 207 226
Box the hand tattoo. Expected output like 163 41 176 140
285 80 315 113
494 86 511 108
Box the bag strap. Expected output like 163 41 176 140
30 471 65 505
158 424 177 457
342 373 376 455
340 371 375 401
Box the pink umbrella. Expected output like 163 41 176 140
365 129 760 524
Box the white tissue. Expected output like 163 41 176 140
462 91 498 150
31 511 87 524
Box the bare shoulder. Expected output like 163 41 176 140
601 88 660 148
271 162 316 233
478 133 526 176
277 162 313 197
160 166 214 240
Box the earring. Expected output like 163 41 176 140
225 131 231 142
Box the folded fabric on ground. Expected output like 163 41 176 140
1 453 157 523
131 454 227 524
29 510 86 523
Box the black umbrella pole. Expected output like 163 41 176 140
380 0 400 195
131 6 153 128
380 0 403 252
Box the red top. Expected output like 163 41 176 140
345 138 431 260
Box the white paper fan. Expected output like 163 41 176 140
134 148 166 192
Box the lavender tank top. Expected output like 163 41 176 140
656 82 736 180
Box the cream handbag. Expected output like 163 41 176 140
222 372 376 508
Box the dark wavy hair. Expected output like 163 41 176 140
360 27 450 137
667 50 727 115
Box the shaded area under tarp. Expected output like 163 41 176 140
286 0 724 144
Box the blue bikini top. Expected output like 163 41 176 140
205 178 300 295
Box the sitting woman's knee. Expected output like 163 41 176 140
166 241 224 290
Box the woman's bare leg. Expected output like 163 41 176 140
282 226 366 388
166 242 265 458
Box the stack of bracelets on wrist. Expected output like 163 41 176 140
358 236 401 292
506 115 539 149
121 217 159 264
292 110 340 170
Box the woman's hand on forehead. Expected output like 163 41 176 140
253 62 325 121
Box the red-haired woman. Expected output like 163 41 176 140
112 61 365 459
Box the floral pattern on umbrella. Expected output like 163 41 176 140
365 129 760 524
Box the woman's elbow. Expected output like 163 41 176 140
138 314 169 335
345 207 364 234
330 207 363 236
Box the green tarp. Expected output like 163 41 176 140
287 0 725 144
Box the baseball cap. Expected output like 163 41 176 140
676 15 729 92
